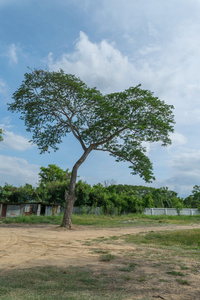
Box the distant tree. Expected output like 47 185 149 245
152 187 178 208
103 179 117 187
192 185 200 200
36 180 68 205
8 69 175 228
17 183 35 203
36 165 71 204
75 180 92 207
0 183 18 203
143 193 154 208
184 185 200 208
38 164 71 184
0 183 36 204
0 128 3 141
172 197 184 215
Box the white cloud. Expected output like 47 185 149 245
0 155 39 187
169 132 187 149
48 31 138 93
7 44 18 65
139 45 161 56
170 151 200 172
47 28 200 126
77 1 200 126
0 129 33 151
161 149 200 196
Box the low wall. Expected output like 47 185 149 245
72 207 200 216
144 208 200 216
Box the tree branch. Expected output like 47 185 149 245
91 126 129 148
52 97 87 151
95 147 137 168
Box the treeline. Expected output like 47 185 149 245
0 165 200 214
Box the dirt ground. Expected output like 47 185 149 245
0 223 200 299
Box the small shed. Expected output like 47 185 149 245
0 202 61 218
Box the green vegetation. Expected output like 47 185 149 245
9 69 175 227
122 229 200 249
1 164 200 217
119 263 137 272
0 260 194 299
166 271 185 276
2 213 200 227
1 214 63 224
99 254 116 262
176 279 190 285
1 177 200 215
0 266 129 300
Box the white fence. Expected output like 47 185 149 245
72 207 200 216
2 204 199 217
144 208 200 216
72 206 102 215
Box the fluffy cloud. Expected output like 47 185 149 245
0 129 33 151
48 31 138 94
0 155 39 187
47 31 160 94
79 1 200 125
48 27 200 124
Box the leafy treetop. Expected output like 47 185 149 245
8 69 175 183
38 164 71 184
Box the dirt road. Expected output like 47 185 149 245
1 223 200 270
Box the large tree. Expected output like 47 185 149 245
8 69 175 228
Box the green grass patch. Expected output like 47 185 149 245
122 229 200 249
0 266 129 300
72 213 200 227
2 214 63 225
119 263 136 272
93 249 110 254
2 213 200 227
137 275 147 282
99 254 116 262
176 279 190 285
166 271 185 277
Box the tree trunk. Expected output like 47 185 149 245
61 145 93 228
61 191 76 228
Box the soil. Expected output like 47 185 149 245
0 223 200 300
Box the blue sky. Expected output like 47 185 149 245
0 0 200 197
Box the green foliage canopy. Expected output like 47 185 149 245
8 69 175 183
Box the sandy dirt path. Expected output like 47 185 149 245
1 223 200 270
